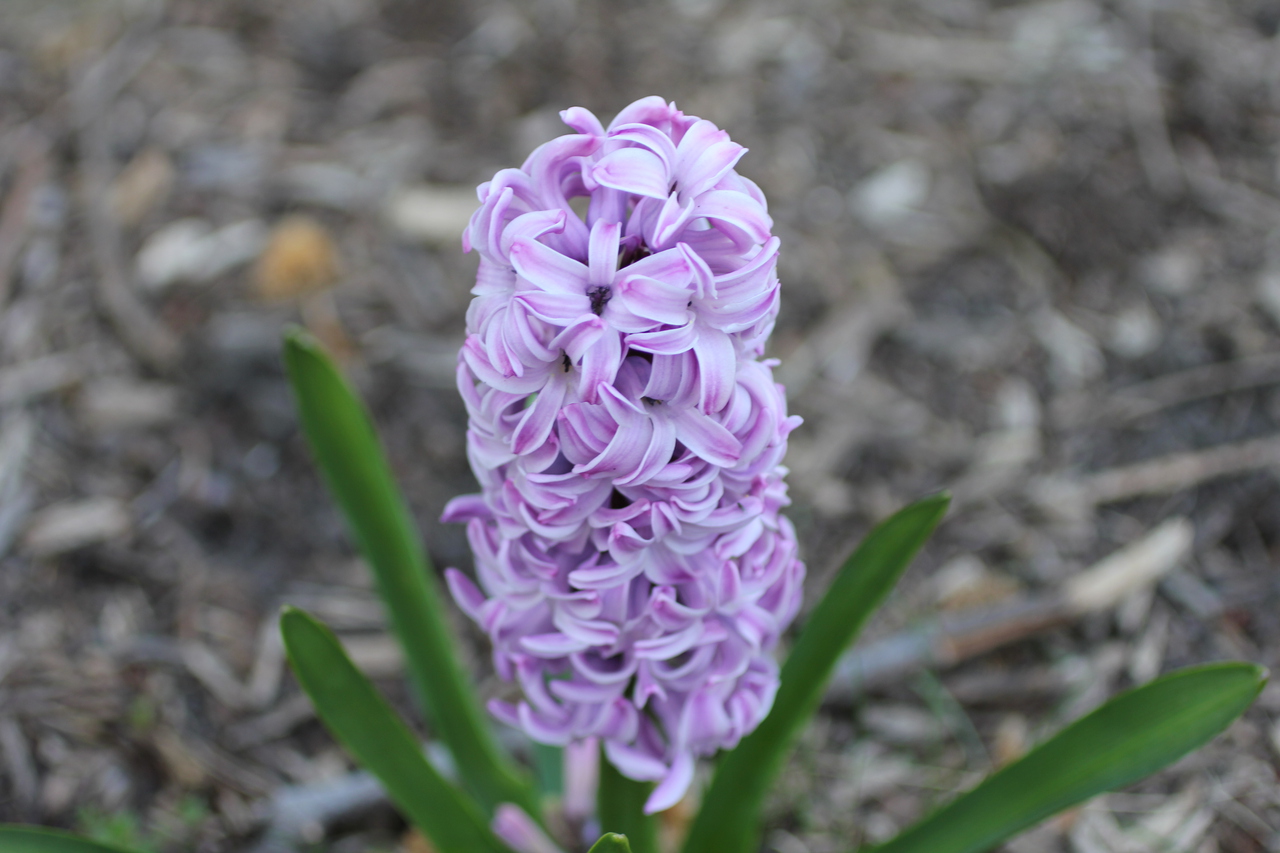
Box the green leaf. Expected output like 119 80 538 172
869 662 1267 853
0 827 140 853
280 607 509 853
598 746 659 853
588 833 634 853
682 494 950 853
282 329 535 816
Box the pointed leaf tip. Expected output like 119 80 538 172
869 661 1266 853
589 833 634 853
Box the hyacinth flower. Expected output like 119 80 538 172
10 100 1259 853
443 97 806 814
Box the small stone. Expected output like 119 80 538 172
79 379 179 431
1140 243 1204 296
137 218 267 291
1034 310 1103 388
851 160 930 227
137 218 210 289
1106 302 1162 359
23 497 131 556
1255 269 1280 329
383 185 478 245
254 216 341 301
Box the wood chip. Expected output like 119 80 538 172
22 497 131 556
109 146 174 227
0 353 83 408
254 216 341 301
1064 518 1193 613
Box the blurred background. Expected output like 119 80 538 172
0 0 1278 850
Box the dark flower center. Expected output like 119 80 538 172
618 241 651 269
588 285 611 315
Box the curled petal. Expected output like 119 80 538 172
695 190 772 243
692 325 737 413
625 323 698 355
510 238 589 295
511 371 569 455
669 406 742 468
644 751 695 814
592 147 671 199
560 106 605 137
616 275 693 327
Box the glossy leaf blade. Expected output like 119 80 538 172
282 329 534 815
280 607 509 853
0 828 139 853
683 494 950 853
870 662 1267 853
598 746 658 853
588 834 634 853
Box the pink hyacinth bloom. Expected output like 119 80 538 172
445 97 805 815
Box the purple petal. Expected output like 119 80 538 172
644 751 695 814
551 315 606 359
500 209 568 257
511 371 568 455
634 622 703 660
567 559 645 590
588 220 621 285
578 331 622 403
649 193 698 249
441 493 490 523
694 190 772 243
607 124 677 167
510 238 589 295
674 120 746 198
625 322 697 355
517 703 575 745
488 698 521 729
553 610 621 646
616 275 692 326
592 147 671 199
624 246 694 282
516 291 591 325
692 325 736 413
493 804 567 853
597 697 640 742
603 740 668 782
521 632 588 657
549 678 619 704
607 96 674 130
444 568 486 622
669 406 742 468
560 106 604 137
615 412 676 487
